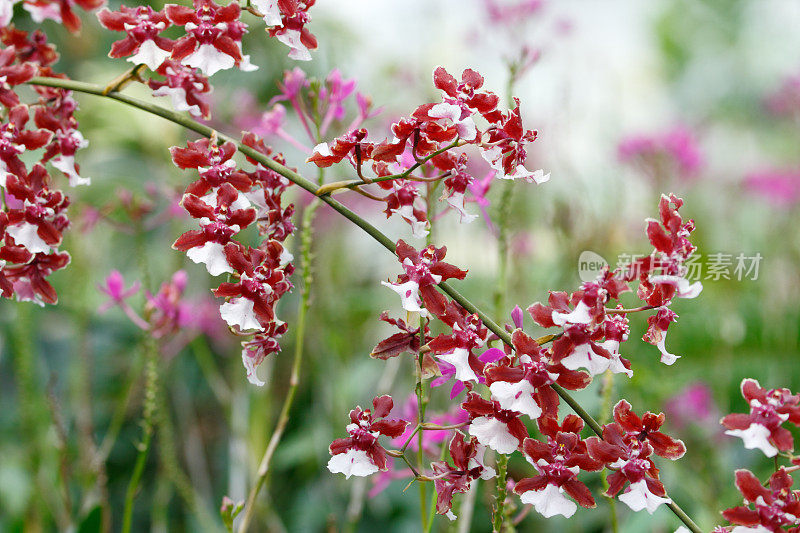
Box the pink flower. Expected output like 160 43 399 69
98 270 141 312
618 125 704 181
431 431 495 519
764 72 800 120
743 168 800 208
145 270 193 337
148 60 211 119
482 0 544 27
664 382 718 430
97 5 174 71
514 415 602 518
721 379 800 457
722 468 800 531
328 395 409 479
166 0 251 76
381 240 467 318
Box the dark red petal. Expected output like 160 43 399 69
734 469 770 503
372 394 393 418
721 506 760 526
648 431 686 460
563 479 596 508
372 418 408 439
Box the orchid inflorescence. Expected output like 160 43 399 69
2 2 798 531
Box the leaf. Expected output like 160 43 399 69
77 506 103 533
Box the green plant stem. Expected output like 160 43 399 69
417 320 429 531
26 77 702 533
492 454 509 533
154 381 218 531
599 370 619 533
121 336 159 533
11 304 49 525
191 336 232 407
236 198 319 533
493 179 515 320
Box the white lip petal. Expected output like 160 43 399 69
251 0 282 25
618 480 672 514
552 301 593 326
655 335 680 365
468 416 519 454
725 423 778 457
52 155 91 187
182 43 235 76
382 280 428 317
276 29 312 61
128 39 171 71
519 483 577 518
219 297 262 331
489 380 540 419
186 241 233 276
649 275 703 299
327 449 379 479
561 342 611 376
152 86 202 117
242 347 266 387
438 347 478 382
7 222 52 254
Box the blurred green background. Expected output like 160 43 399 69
2 0 800 531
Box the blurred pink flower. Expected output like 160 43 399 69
764 72 800 119
743 168 800 208
483 0 545 26
145 270 194 338
466 169 496 233
663 382 718 430
98 270 141 312
618 125 704 181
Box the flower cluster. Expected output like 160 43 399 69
308 66 548 238
743 168 800 209
328 195 699 522
529 195 700 372
170 134 295 385
765 70 800 121
514 414 602 518
327 395 409 479
3 0 105 33
618 125 704 182
255 0 317 61
1 27 90 305
722 468 800 532
710 380 800 531
98 0 252 76
93 0 317 120
722 379 800 458
586 400 685 514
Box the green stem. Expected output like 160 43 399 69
599 370 619 533
490 79 516 531
493 179 515 320
492 454 509 533
25 77 702 533
121 336 159 533
236 198 319 533
416 320 429 531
